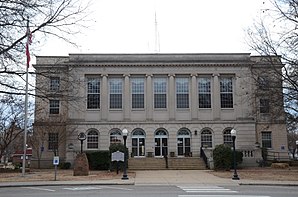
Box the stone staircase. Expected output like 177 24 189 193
168 157 207 170
128 157 166 170
128 157 207 170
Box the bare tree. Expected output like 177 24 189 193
0 95 34 163
0 0 90 96
246 0 298 145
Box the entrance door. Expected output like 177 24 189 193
154 130 168 157
132 138 145 157
131 129 146 157
177 129 191 156
177 137 191 156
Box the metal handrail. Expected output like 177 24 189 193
200 146 208 168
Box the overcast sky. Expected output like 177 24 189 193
38 0 267 56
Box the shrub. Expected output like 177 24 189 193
213 144 243 171
213 144 232 171
86 151 110 170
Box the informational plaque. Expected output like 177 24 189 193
111 151 124 162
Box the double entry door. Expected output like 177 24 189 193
177 137 191 156
155 137 168 157
132 138 145 157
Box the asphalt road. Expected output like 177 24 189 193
1 185 298 197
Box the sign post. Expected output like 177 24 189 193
111 151 124 174
53 156 59 181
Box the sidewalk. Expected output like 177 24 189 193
1 169 298 187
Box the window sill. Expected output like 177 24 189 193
109 109 123 112
49 114 60 116
220 108 234 110
86 109 100 111
153 108 168 111
176 108 190 112
131 108 145 111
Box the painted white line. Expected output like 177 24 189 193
63 186 102 191
178 186 238 193
101 186 133 191
179 195 271 197
22 187 55 192
178 186 227 190
185 190 238 193
184 189 233 191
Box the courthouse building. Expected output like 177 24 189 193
32 53 288 168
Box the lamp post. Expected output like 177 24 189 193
122 128 129 180
231 128 240 180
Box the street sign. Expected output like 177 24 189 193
111 151 124 162
53 156 59 165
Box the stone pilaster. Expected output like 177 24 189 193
191 73 198 120
101 74 108 121
168 74 175 120
146 74 153 120
213 73 220 120
123 74 130 120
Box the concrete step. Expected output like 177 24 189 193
168 157 206 170
128 157 166 170
128 157 206 170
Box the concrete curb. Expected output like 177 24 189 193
239 182 298 187
0 180 135 188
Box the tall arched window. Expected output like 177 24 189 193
201 129 212 148
177 128 191 156
223 129 233 146
87 129 99 149
110 129 122 144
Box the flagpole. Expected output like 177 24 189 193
22 17 30 177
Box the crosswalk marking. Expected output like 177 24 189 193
178 185 237 193
178 186 271 197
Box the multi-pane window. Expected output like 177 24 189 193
109 78 123 109
198 77 211 108
201 129 212 148
258 76 269 90
220 77 233 108
261 131 272 148
87 130 99 149
154 77 167 108
223 129 233 146
260 99 270 113
49 100 59 114
176 77 189 108
48 133 58 151
87 77 100 109
110 129 122 144
131 77 145 109
50 77 60 92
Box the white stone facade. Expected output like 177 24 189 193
32 53 288 168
